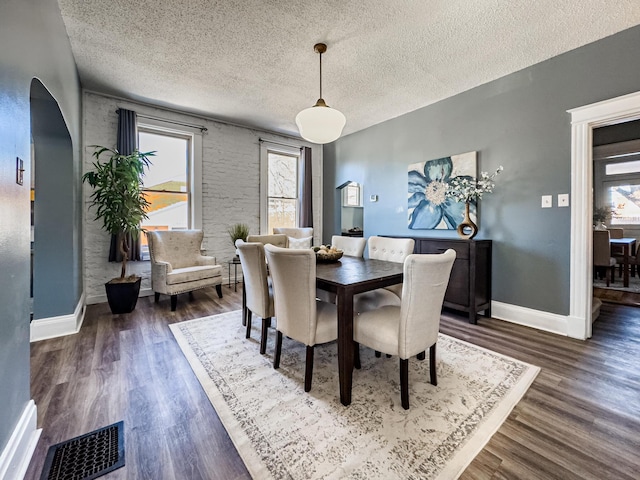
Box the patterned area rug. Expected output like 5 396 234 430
170 311 539 480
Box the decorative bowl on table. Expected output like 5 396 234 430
313 245 343 263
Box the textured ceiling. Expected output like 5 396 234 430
57 0 640 140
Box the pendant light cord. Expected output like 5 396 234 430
318 50 323 100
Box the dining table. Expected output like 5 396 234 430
610 237 637 287
315 255 404 406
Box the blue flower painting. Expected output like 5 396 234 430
408 151 477 230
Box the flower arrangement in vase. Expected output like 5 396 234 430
446 165 503 239
593 206 613 230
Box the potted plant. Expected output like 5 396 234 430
593 206 613 230
83 146 155 314
227 223 250 255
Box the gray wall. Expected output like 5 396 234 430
0 0 81 456
31 80 80 319
324 25 640 316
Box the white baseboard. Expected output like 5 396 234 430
491 301 569 337
0 400 40 480
30 293 86 342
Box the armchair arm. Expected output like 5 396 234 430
197 255 217 266
151 260 173 274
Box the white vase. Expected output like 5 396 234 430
594 222 608 231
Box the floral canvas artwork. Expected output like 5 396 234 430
408 151 477 230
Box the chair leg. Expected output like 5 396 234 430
260 317 271 354
241 284 247 326
354 342 361 369
305 345 314 392
215 284 223 298
400 358 409 410
188 291 194 300
417 351 426 361
386 354 392 358
429 343 437 386
154 292 160 303
245 310 252 339
170 294 177 311
273 331 283 369
375 350 381 358
605 268 611 287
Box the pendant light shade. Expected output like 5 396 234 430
295 43 346 144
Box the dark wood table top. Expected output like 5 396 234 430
315 256 404 294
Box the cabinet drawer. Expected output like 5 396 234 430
418 240 469 260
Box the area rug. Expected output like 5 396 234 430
169 311 539 479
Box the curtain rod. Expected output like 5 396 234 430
116 109 208 132
259 137 303 149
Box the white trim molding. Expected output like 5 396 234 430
568 90 640 340
491 301 568 336
30 292 86 342
0 400 40 480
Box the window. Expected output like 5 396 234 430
137 122 202 259
267 150 299 233
598 152 640 226
260 143 300 234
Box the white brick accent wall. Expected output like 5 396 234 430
83 92 323 304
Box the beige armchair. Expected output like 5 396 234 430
272 227 314 249
354 250 456 409
246 234 288 248
236 241 274 354
147 230 223 311
264 244 337 392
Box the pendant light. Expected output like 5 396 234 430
295 43 346 144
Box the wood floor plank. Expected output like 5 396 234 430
24 288 640 479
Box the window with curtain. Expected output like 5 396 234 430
138 125 197 259
266 150 299 233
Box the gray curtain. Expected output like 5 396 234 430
299 146 313 228
109 108 143 262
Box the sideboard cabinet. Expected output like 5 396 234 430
413 238 492 324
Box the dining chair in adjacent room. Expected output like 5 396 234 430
353 236 415 312
353 249 456 409
593 229 616 287
264 244 338 392
608 227 625 277
236 241 274 354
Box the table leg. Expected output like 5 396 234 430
623 244 630 288
337 288 354 406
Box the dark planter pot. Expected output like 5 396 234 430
105 277 142 314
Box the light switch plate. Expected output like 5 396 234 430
558 193 569 207
541 195 552 208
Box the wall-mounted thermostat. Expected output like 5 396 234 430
369 194 378 202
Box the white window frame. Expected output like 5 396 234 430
137 119 203 231
259 141 301 234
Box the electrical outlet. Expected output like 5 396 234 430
541 195 552 208
558 193 569 207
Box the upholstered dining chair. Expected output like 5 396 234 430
330 235 367 258
236 241 274 354
353 236 415 312
593 229 616 287
353 249 456 409
608 227 625 277
147 230 223 311
272 227 314 249
264 244 338 392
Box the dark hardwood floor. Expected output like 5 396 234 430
25 287 640 479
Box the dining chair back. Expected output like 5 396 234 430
593 229 616 287
236 241 274 354
353 249 456 409
354 236 415 311
331 235 367 257
264 244 337 391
